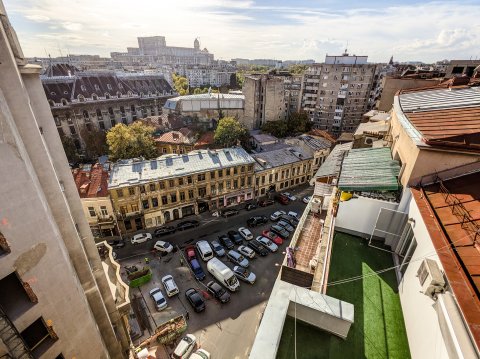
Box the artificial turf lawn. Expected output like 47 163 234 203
276 232 411 359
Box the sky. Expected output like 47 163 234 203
4 0 480 63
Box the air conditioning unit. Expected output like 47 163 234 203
417 259 446 300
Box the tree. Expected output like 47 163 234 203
288 64 308 75
61 135 79 164
172 73 189 95
80 126 107 160
288 111 313 134
214 117 248 147
106 122 157 161
236 72 245 88
261 120 289 138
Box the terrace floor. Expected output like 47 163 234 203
294 211 326 272
277 232 411 359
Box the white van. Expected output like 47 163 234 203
195 240 214 262
207 258 240 292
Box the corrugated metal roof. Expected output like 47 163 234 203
312 142 352 179
399 87 480 112
109 147 254 188
252 146 312 169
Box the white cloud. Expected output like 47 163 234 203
4 0 480 62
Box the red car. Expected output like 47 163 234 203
185 245 196 262
262 230 283 245
258 199 274 207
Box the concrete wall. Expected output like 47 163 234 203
335 196 398 237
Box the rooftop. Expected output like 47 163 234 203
297 134 332 151
109 147 254 188
412 171 480 348
397 85 480 151
338 147 401 192
72 163 109 198
308 129 336 144
252 146 312 169
312 142 352 180
354 120 390 136
193 131 215 149
251 133 278 144
155 128 195 145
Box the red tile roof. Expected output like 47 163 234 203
72 163 109 198
194 132 215 149
308 129 336 143
155 128 194 144
412 172 480 349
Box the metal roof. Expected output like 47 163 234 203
399 87 480 112
338 147 401 191
252 146 312 170
109 147 254 188
312 142 352 179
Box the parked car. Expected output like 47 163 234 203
131 232 152 245
245 203 257 211
261 230 283 245
303 196 311 204
279 214 299 227
154 225 176 236
277 220 294 233
149 287 167 311
172 334 197 359
283 192 297 201
270 225 290 239
189 259 206 281
161 275 179 297
233 266 256 284
275 193 290 205
185 245 197 262
227 250 249 268
190 348 211 359
255 236 278 252
176 220 199 231
206 281 230 303
247 240 269 257
288 211 299 220
221 209 239 218
258 199 274 207
228 230 243 245
238 245 255 259
195 240 214 261
107 239 125 249
219 234 234 249
270 210 286 221
185 288 206 312
247 215 269 227
153 240 173 253
238 227 253 241
210 240 225 257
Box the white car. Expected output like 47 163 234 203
288 211 299 220
161 275 179 297
270 210 286 221
149 287 167 311
190 348 211 359
131 232 152 244
153 240 173 253
283 192 297 201
255 236 278 252
238 227 253 241
238 245 255 259
172 334 197 359
303 196 311 204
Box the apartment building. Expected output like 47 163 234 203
174 64 236 88
155 128 196 155
41 63 174 151
243 74 287 129
108 148 256 232
0 5 129 358
301 53 377 135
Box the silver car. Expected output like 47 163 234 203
255 236 278 252
149 287 167 311
233 266 256 284
227 250 249 268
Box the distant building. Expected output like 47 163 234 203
41 64 174 152
111 36 214 66
155 128 196 155
300 53 377 135
445 60 480 78
175 64 236 88
243 74 287 129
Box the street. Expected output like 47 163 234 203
116 185 312 358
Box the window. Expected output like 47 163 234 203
159 181 165 190
149 184 156 191
226 180 231 189
179 178 184 186
100 206 108 216
248 177 252 186
188 189 194 199
116 189 124 198
128 187 135 196
131 204 139 212
169 179 174 187
248 165 253 171
20 317 57 354
234 167 238 175
161 196 168 205
99 121 105 130
170 193 177 203
269 174 273 182
256 178 259 186
210 171 216 179
218 182 223 192
241 166 245 173
142 200 149 209
241 178 245 187
397 224 418 277
233 179 238 189
180 192 185 201
120 206 127 215
218 170 223 178
275 173 278 181
0 272 38 316
124 220 132 230
198 187 206 197
88 207 96 217
152 197 158 207
197 174 205 181
139 185 145 194
187 176 193 184
69 125 76 135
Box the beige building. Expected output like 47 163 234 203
243 74 287 129
155 128 196 155
301 54 377 135
0 4 130 358
390 81 480 187
109 148 256 232
72 164 118 238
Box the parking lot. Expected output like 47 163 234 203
116 186 311 358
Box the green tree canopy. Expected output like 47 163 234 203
261 111 313 138
172 73 189 95
61 135 79 164
288 64 308 74
106 122 157 161
214 117 249 147
80 126 107 160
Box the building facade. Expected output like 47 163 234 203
0 5 129 358
42 64 175 151
300 54 377 135
243 74 287 129
174 64 236 88
109 148 256 232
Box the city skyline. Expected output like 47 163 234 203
5 0 480 63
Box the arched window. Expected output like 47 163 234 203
96 109 102 117
78 95 85 102
92 93 98 100
61 98 68 106
108 107 114 115
83 110 89 119
127 91 133 97
48 100 55 107
105 93 111 99
116 91 122 98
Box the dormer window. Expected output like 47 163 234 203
92 94 98 100
78 95 85 102
80 85 86 91
118 83 123 89
105 93 110 99
94 84 100 91
50 91 56 96
61 98 68 106
107 84 112 90
117 91 122 98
